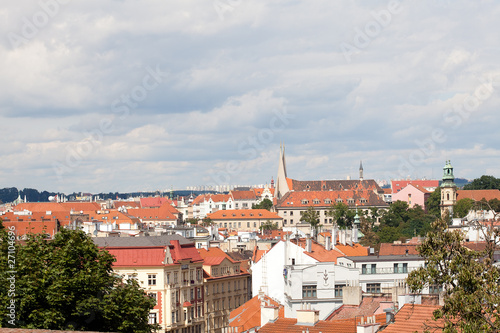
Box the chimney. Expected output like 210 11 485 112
352 224 358 243
332 227 337 248
342 285 362 306
296 307 319 326
325 236 331 251
384 308 394 324
306 234 312 252
261 304 280 327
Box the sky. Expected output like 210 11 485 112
1 0 500 194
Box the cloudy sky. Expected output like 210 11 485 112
1 0 500 193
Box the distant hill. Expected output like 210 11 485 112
0 188 216 204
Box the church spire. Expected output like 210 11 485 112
359 160 364 181
276 143 290 199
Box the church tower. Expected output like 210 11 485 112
359 160 364 181
276 143 290 199
440 160 457 218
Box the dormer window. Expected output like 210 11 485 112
306 185 310 190
301 200 309 205
339 184 343 189
325 199 332 204
322 185 326 190
313 199 320 204
347 199 355 204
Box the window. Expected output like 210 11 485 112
302 285 317 299
148 274 157 286
148 292 157 305
325 199 331 204
362 264 376 274
366 283 381 293
247 222 250 227
149 313 157 324
336 198 343 203
284 219 287 225
313 199 320 204
429 284 443 294
335 284 345 298
174 272 178 283
290 211 293 216
301 200 309 204
171 312 175 324
197 288 202 299
190 288 194 301
393 263 408 273
284 211 287 216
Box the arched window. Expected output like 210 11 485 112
447 193 450 201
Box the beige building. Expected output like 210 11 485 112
207 209 283 232
94 236 205 333
198 247 251 333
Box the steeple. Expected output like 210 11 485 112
440 160 457 218
276 143 290 199
359 160 364 181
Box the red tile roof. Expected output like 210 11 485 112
169 240 203 263
207 209 281 221
230 190 257 200
252 246 267 263
326 296 393 320
14 202 101 213
253 188 276 196
229 295 284 332
288 178 384 193
140 197 172 208
198 247 236 264
391 180 439 193
258 314 386 333
277 190 388 208
382 304 443 333
106 246 168 266
457 189 500 202
379 242 420 256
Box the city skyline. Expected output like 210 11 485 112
1 1 499 193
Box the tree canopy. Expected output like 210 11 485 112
406 218 500 332
327 202 355 229
252 198 273 210
463 175 500 190
301 206 321 237
259 220 279 231
0 228 158 332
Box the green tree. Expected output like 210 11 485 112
184 217 199 225
328 202 355 229
453 198 474 218
0 228 158 332
488 198 500 212
463 175 500 190
406 218 500 332
201 217 214 227
380 200 410 228
301 206 321 238
425 187 442 218
259 220 278 231
252 198 273 210
359 216 380 249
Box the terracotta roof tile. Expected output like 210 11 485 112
457 189 500 202
229 295 284 332
230 190 257 200
379 243 420 256
277 190 388 208
382 304 443 333
207 209 281 220
391 180 439 193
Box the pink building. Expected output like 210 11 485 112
391 184 431 210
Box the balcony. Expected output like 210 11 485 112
361 266 417 275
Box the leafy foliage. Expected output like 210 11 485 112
425 187 442 218
0 228 158 332
406 218 500 332
259 220 279 231
327 202 355 229
452 198 474 218
463 175 500 190
252 198 273 210
301 206 321 237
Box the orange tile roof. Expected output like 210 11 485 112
230 190 257 200
382 304 443 333
457 189 500 202
334 243 369 257
252 246 267 263
326 296 393 320
379 242 420 256
207 209 281 220
290 239 345 263
277 190 388 208
140 197 171 208
259 314 386 333
253 187 276 196
82 209 141 225
198 247 237 263
391 180 439 193
106 246 169 267
229 294 284 332
14 202 101 213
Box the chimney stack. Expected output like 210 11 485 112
306 234 312 252
325 236 331 251
332 227 337 248
261 304 280 328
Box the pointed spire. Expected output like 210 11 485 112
276 143 290 199
359 160 364 181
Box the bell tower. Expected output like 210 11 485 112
440 160 457 218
